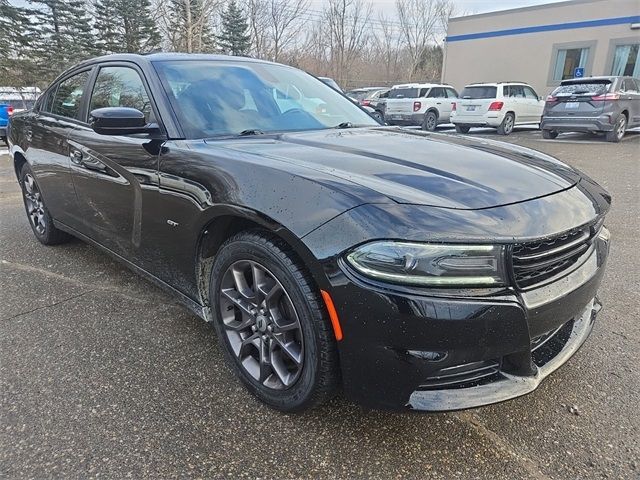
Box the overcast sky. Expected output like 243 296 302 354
308 0 570 16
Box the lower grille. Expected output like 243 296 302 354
531 319 574 367
511 224 597 288
418 360 502 390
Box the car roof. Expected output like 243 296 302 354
560 76 618 83
70 52 278 72
465 82 531 87
391 83 453 89
348 87 386 92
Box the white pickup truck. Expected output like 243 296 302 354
384 83 458 131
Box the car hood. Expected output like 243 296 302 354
210 127 581 210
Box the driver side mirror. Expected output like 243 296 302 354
89 107 160 136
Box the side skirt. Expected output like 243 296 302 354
53 220 212 323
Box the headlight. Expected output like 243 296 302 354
345 241 507 287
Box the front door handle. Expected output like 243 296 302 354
25 129 33 142
70 149 83 165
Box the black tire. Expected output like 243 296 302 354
19 163 72 245
209 230 339 412
422 111 438 131
455 125 470 134
542 129 558 139
605 114 627 143
371 110 384 123
497 112 515 135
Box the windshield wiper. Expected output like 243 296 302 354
334 122 355 129
239 129 265 136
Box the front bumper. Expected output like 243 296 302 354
327 233 609 411
541 114 615 133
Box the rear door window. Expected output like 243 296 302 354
460 86 497 99
507 85 525 98
51 71 91 120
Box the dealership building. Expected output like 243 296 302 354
442 0 640 96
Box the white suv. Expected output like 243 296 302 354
384 83 458 131
451 82 545 135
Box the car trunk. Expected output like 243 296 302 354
544 80 611 118
456 86 498 116
386 87 421 116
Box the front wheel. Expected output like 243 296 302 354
455 125 470 134
422 111 438 131
497 113 515 135
605 114 627 143
542 129 558 139
209 231 339 412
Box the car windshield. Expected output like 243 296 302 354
153 60 378 138
553 81 611 96
388 88 419 99
460 86 497 99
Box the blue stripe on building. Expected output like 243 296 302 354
446 15 640 42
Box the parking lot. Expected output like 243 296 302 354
1 129 638 479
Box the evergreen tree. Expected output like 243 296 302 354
30 0 99 77
0 0 46 86
168 0 215 53
216 0 251 56
94 0 161 54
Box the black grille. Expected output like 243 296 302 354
418 360 502 390
531 319 574 367
511 225 596 288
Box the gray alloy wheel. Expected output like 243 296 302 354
542 129 558 139
219 259 304 390
605 114 626 143
23 173 47 236
19 164 71 245
498 113 515 135
422 111 438 131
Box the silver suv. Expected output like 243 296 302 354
541 76 640 143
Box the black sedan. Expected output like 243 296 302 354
7 54 611 412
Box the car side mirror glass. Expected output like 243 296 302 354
89 107 159 136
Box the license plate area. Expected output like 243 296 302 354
466 105 477 111
565 102 580 109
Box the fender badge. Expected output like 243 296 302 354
167 220 179 227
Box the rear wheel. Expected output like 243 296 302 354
20 164 72 245
497 113 515 135
455 125 470 134
422 111 438 131
605 114 627 143
542 129 558 139
209 230 339 412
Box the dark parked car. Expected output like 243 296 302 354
8 54 611 412
541 76 640 142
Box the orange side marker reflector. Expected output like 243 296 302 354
321 290 343 341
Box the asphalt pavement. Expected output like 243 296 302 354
1 129 639 479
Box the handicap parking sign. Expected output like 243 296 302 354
574 67 584 78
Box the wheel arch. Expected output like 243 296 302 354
195 207 328 316
12 150 28 183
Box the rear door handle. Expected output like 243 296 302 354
25 129 32 142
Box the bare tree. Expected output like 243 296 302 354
395 0 449 79
266 0 308 62
372 12 404 84
323 0 372 87
157 0 220 52
246 0 270 58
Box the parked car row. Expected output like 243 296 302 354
347 76 639 142
0 87 40 144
